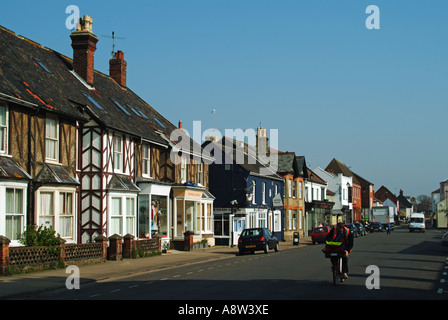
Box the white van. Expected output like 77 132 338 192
409 213 425 232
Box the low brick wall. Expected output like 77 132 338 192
0 234 161 275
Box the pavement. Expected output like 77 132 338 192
0 236 312 299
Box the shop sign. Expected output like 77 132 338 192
174 189 203 199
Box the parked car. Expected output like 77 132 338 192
344 223 359 238
442 231 448 247
354 222 367 236
238 228 279 255
370 222 383 232
311 226 331 244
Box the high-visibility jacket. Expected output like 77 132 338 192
327 227 353 252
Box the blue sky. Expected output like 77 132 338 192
1 0 447 198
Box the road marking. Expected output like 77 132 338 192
173 275 180 278
89 294 101 298
186 272 193 275
440 279 445 284
438 288 444 294
129 285 139 288
145 281 154 285
161 278 168 281
110 289 121 293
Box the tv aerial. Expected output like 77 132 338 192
102 31 126 57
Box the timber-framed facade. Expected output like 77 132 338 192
0 17 214 247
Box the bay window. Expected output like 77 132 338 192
59 192 74 238
36 188 76 242
5 188 25 241
110 194 136 236
0 183 27 246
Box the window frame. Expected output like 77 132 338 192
113 134 123 172
180 156 188 183
35 187 77 242
197 163 203 186
3 186 26 244
0 104 8 155
45 116 59 162
109 194 137 236
262 182 266 204
142 143 151 178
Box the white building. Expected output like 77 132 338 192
314 167 353 223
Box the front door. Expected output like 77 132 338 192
233 217 245 246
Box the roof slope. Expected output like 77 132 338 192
325 158 360 185
203 137 283 181
0 25 177 146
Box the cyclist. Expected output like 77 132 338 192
326 222 354 279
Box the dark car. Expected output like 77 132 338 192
238 228 279 255
370 222 383 232
344 223 359 238
354 222 367 236
311 226 331 244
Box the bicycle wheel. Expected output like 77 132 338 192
338 257 344 283
332 263 338 286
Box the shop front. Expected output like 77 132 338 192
213 207 281 246
172 186 215 247
331 205 351 224
137 181 171 244
305 200 334 234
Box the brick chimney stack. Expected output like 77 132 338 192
109 51 127 87
70 16 98 86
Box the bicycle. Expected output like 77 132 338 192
322 241 346 286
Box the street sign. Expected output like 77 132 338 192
272 193 283 208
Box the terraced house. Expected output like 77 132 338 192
0 16 214 247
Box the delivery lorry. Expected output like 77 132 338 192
371 206 394 230
409 213 425 232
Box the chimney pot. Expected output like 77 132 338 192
70 15 98 86
178 120 183 129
